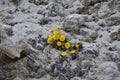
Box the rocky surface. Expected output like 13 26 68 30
0 0 120 80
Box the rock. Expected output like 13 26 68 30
29 0 49 5
83 21 100 30
110 41 120 54
80 28 98 41
70 77 82 80
36 43 43 50
46 3 65 17
97 19 107 27
106 12 120 26
39 17 51 25
98 2 111 18
98 61 118 75
27 38 37 48
58 74 67 80
0 42 21 59
81 0 103 6
0 0 120 79
118 28 120 33
4 27 14 36
62 14 88 34
14 77 22 80
110 32 120 41
0 27 21 59
81 60 94 69
0 27 8 40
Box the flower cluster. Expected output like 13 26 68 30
47 26 83 60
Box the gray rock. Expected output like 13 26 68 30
39 17 51 25
81 0 103 6
106 12 120 26
80 28 98 41
70 77 82 80
110 32 120 41
62 14 88 34
110 32 118 40
29 0 49 5
98 61 118 75
4 27 14 36
0 27 21 59
36 43 43 50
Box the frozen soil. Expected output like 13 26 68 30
0 0 120 80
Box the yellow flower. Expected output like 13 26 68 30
48 35 53 39
65 42 71 49
75 44 79 48
53 30 59 36
49 29 53 33
70 50 76 54
61 51 67 57
47 37 52 44
75 41 83 48
56 25 61 30
57 41 62 47
53 35 59 40
59 34 66 41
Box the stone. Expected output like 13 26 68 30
98 61 118 75
39 17 51 25
36 44 43 50
110 32 117 41
0 27 21 59
110 32 119 41
70 77 82 80
27 38 37 48
62 14 88 34
4 27 14 36
80 28 98 41
106 12 120 26
0 42 21 59
29 0 49 5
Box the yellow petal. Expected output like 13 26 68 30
75 44 79 48
61 51 67 57
53 35 59 40
48 35 53 39
70 50 76 54
47 38 52 44
59 34 66 41
56 25 61 29
53 30 59 36
57 41 62 47
65 42 70 49
49 29 53 32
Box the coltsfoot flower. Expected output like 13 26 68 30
47 37 52 44
65 42 70 49
57 41 62 47
48 35 53 39
70 50 76 54
75 44 79 48
61 51 67 57
53 35 59 40
56 25 61 30
59 34 66 41
49 29 53 33
75 41 83 48
53 30 59 36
